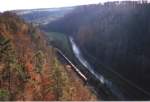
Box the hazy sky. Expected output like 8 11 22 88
0 0 146 12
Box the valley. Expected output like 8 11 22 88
1 0 150 100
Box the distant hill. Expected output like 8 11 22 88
13 7 74 26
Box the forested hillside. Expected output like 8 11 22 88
44 1 150 94
0 12 96 101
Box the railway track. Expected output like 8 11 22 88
55 48 88 81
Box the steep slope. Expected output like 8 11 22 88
0 12 96 101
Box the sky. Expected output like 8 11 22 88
0 0 147 12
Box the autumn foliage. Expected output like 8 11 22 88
0 12 96 101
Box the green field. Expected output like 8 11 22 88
45 32 74 58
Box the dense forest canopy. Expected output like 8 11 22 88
0 11 96 101
43 1 150 93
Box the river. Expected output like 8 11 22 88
69 36 124 99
